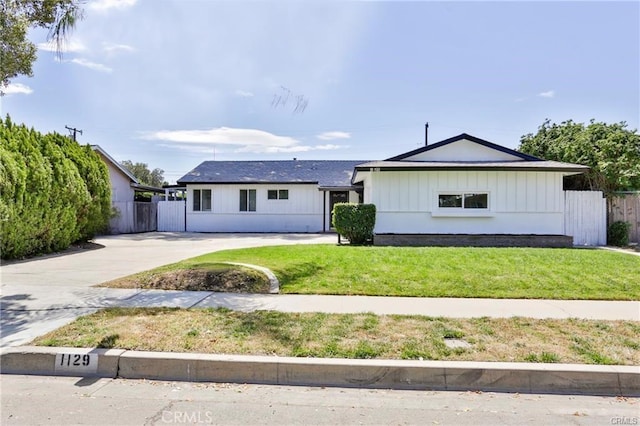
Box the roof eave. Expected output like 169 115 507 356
354 165 589 174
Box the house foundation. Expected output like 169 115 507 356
373 234 573 248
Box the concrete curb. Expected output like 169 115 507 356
222 262 279 293
0 346 124 378
2 346 638 396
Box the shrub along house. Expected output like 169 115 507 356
351 133 590 247
176 160 366 232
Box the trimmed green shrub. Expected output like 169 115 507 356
0 116 111 259
332 203 376 245
607 221 631 247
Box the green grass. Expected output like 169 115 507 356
32 307 640 365
170 245 640 300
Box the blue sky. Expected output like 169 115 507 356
1 0 638 184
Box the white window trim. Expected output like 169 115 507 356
192 188 212 212
431 190 494 217
239 189 257 212
267 189 289 200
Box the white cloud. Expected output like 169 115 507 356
70 58 113 73
2 83 33 95
538 90 555 98
141 127 345 154
316 131 351 140
102 42 135 54
88 0 137 12
37 39 86 53
235 90 254 98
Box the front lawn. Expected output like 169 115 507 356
172 246 639 300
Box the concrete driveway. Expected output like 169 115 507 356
0 232 336 347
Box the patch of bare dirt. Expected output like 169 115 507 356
133 268 270 293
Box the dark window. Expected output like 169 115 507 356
464 193 488 209
193 189 201 211
268 189 289 200
193 189 212 211
240 189 256 211
438 194 463 208
439 193 488 209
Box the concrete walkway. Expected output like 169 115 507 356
1 233 639 348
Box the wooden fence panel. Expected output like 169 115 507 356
608 193 640 243
109 201 157 234
134 202 157 233
564 191 607 246
110 201 134 234
157 200 186 232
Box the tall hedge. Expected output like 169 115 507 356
332 203 376 245
0 116 111 259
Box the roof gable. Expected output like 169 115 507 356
178 160 367 188
91 145 139 183
387 133 541 162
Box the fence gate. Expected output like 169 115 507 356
564 191 606 246
110 201 157 234
157 200 186 232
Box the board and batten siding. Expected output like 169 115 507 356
186 184 325 232
368 170 565 235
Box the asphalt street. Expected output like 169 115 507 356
2 375 638 426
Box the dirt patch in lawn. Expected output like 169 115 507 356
101 266 270 293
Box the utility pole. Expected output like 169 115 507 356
65 125 83 142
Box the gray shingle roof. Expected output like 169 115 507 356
177 160 368 188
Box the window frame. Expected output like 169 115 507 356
433 191 492 217
438 192 489 210
240 189 257 212
268 189 289 200
192 189 212 212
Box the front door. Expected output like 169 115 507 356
329 191 349 229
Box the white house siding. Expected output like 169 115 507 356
369 170 565 235
186 184 326 232
96 152 134 202
405 139 522 162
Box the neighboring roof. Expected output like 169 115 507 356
92 145 165 193
386 133 542 162
178 160 368 189
91 144 139 183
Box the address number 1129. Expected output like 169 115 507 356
59 353 91 367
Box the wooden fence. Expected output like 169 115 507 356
564 191 607 246
110 201 157 234
608 193 640 244
157 200 186 232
